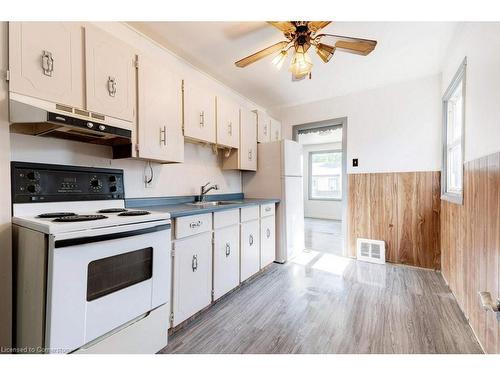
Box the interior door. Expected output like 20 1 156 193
239 108 257 171
213 225 240 300
8 22 84 108
172 232 212 326
183 80 216 144
137 55 183 163
85 25 135 121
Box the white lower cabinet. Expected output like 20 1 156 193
213 225 240 300
260 215 276 268
240 219 260 282
172 231 212 326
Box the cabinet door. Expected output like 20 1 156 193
260 215 276 268
240 220 260 282
213 225 240 300
85 25 135 122
216 96 240 148
183 80 216 144
9 22 84 108
172 232 212 326
239 108 257 171
257 111 271 143
270 118 282 141
137 55 183 163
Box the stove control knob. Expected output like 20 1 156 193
109 175 117 183
109 185 117 193
27 171 40 180
87 122 94 129
90 178 101 189
27 184 40 194
99 125 106 131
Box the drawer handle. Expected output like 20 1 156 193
107 76 117 97
225 242 231 257
249 234 254 246
266 228 271 239
192 254 198 272
41 50 54 77
189 220 202 229
199 111 205 127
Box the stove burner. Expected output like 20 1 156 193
37 212 76 218
118 210 151 216
98 208 128 213
53 215 108 222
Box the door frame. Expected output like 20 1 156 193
292 117 348 257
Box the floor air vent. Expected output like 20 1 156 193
356 238 386 264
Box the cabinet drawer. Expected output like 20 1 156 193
213 209 239 229
175 213 212 239
260 203 275 218
240 206 259 222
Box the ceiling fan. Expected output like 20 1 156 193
235 21 377 81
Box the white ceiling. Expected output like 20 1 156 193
129 22 458 110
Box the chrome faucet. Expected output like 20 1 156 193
199 182 219 202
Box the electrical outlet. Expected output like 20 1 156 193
352 158 359 167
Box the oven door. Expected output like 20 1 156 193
45 220 171 353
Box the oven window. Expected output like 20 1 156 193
87 247 153 301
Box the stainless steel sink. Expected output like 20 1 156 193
186 200 245 207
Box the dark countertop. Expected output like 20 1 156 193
126 195 279 218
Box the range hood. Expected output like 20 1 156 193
9 95 133 152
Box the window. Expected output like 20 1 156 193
442 57 466 204
309 150 342 200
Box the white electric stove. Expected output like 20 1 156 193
11 162 171 354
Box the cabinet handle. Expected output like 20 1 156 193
263 125 267 136
107 76 117 97
41 50 54 77
160 126 167 146
248 149 253 160
199 111 205 127
249 234 254 246
228 122 232 136
266 228 271 239
192 254 198 272
189 220 202 229
225 242 231 257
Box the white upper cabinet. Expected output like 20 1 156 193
222 108 257 171
136 55 183 163
257 110 271 143
270 118 282 141
8 22 84 109
216 95 240 148
183 80 216 144
84 25 136 122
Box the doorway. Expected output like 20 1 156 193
293 117 347 257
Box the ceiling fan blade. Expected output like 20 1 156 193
235 41 289 68
316 34 377 56
315 43 336 63
267 22 296 34
308 21 331 33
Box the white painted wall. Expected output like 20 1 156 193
0 22 12 350
441 23 500 163
279 74 443 174
302 142 342 220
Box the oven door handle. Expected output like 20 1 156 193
54 223 171 248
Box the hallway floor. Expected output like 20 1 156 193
305 217 343 256
162 252 482 354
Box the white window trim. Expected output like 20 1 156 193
308 150 342 201
441 57 466 205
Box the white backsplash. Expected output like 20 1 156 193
10 133 242 198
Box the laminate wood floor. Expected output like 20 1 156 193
161 252 482 354
304 218 343 256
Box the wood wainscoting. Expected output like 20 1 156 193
441 151 500 354
348 171 441 269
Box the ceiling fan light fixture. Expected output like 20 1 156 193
289 51 313 78
315 43 336 63
271 50 288 70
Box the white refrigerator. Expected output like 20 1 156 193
242 139 305 263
